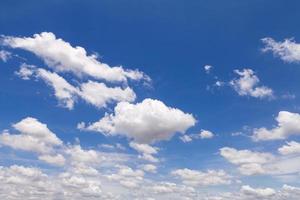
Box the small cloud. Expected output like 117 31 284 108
204 65 213 74
0 50 11 62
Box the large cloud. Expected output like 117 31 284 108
78 98 196 144
2 32 149 83
252 111 300 141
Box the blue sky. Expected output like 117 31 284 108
1 1 300 199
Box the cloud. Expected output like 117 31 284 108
107 165 145 189
0 117 62 154
199 129 214 139
129 142 159 163
278 141 300 155
79 98 196 144
209 184 300 200
17 64 136 109
141 164 157 173
240 185 276 198
230 69 273 99
220 147 274 175
180 129 214 142
179 134 193 143
204 65 213 73
252 111 300 141
2 32 149 83
220 146 300 179
262 37 300 63
0 50 11 62
38 154 66 166
171 168 232 186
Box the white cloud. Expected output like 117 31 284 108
199 129 214 139
179 134 193 143
240 185 276 198
2 32 149 83
252 111 300 141
180 129 214 142
209 184 300 200
65 145 103 166
0 117 62 154
230 69 273 99
215 80 225 87
262 37 300 63
141 164 157 173
204 65 213 73
78 80 136 108
220 147 274 175
17 64 136 109
171 168 232 186
0 50 11 62
278 141 300 155
129 142 159 163
220 146 300 178
79 98 196 144
107 165 145 189
38 154 66 166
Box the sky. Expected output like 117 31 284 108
1 0 300 199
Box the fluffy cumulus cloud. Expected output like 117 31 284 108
262 37 300 63
79 98 196 144
17 64 136 109
129 142 159 163
230 69 273 99
171 168 232 186
278 141 300 155
252 111 300 141
0 117 62 154
199 129 214 139
241 185 276 198
2 32 149 83
220 146 300 179
210 185 300 200
220 147 274 175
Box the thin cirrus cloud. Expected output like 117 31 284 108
1 32 150 83
78 98 196 144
